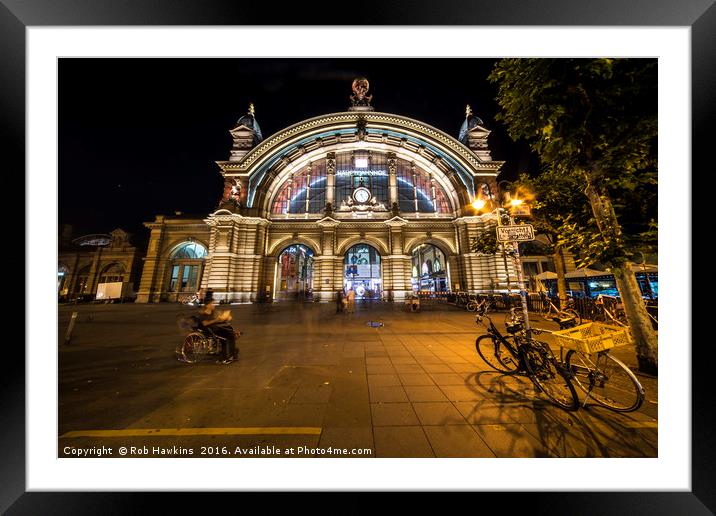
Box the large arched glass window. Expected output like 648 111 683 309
335 151 389 207
168 241 207 292
271 160 327 214
270 152 452 216
396 159 450 214
170 242 208 259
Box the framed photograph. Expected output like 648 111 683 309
5 0 710 512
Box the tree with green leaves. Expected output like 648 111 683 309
489 58 658 374
512 170 590 306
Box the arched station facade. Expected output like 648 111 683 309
136 83 518 303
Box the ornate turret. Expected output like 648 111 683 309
229 103 263 162
458 104 493 161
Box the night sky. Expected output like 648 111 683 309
59 58 539 244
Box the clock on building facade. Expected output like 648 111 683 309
352 187 371 204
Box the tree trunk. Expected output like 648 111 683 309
584 182 658 374
612 264 658 374
553 243 568 307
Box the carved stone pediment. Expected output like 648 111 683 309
316 216 341 228
383 216 409 228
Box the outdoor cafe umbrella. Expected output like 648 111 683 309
564 268 612 279
534 271 557 293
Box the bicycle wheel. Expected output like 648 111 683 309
520 341 579 411
475 334 520 374
565 350 645 412
466 301 477 312
181 332 205 363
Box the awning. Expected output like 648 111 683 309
535 271 558 280
565 268 612 279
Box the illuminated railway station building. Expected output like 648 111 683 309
136 80 520 303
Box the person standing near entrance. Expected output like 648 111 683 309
346 288 356 314
336 289 345 313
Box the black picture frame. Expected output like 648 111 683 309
4 0 710 512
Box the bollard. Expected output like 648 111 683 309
64 311 78 345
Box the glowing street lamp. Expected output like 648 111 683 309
471 198 486 211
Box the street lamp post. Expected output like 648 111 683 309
471 197 512 295
506 199 531 332
473 181 532 332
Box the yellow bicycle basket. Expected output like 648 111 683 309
552 322 632 353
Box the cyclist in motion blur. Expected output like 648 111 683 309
196 299 239 364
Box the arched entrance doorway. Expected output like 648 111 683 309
58 263 69 293
411 243 448 292
344 244 382 300
276 244 314 301
167 241 207 295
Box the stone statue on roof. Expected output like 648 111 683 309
349 78 373 110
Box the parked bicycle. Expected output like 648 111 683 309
474 306 579 411
538 293 582 325
586 294 627 327
532 316 645 412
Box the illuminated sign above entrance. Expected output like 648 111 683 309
335 169 387 177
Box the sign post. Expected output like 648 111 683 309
496 224 535 243
495 223 535 332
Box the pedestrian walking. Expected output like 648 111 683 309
336 289 344 313
346 288 356 314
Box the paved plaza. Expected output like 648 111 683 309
57 302 658 458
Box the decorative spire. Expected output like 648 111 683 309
459 103 484 144
248 103 255 116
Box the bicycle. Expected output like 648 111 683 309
588 294 627 327
537 293 582 325
474 306 579 411
533 317 645 412
466 294 488 312
181 293 201 306
176 315 241 364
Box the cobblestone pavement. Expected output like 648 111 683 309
58 302 657 458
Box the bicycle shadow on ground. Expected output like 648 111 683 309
464 371 657 458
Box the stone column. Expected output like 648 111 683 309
387 152 398 208
136 217 166 303
384 217 411 302
326 152 336 208
315 217 340 302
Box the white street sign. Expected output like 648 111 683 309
496 224 535 242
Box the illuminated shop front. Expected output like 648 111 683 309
137 81 519 303
344 244 382 300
